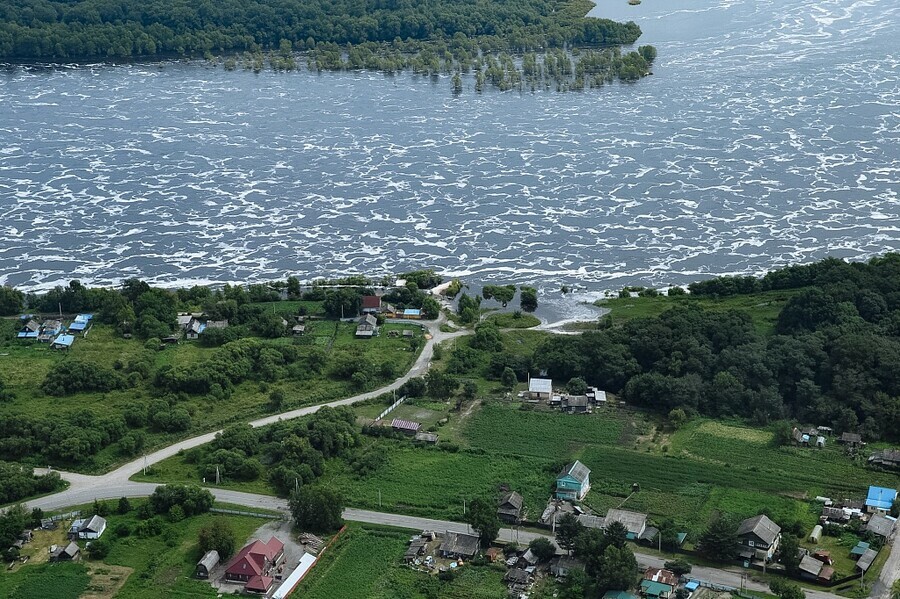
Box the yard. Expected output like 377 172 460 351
291 524 507 599
0 501 267 599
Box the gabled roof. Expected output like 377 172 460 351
361 295 381 309
439 531 480 557
606 509 647 536
558 460 590 483
358 314 377 326
857 548 878 572
82 515 106 532
225 537 284 577
643 567 678 587
391 418 421 432
799 554 824 576
737 514 781 545
529 378 552 394
51 334 75 348
865 486 897 510
499 491 524 511
866 514 896 537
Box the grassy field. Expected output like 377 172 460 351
0 318 423 473
482 312 541 329
593 288 803 334
0 501 266 599
292 524 507 599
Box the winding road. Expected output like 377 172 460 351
14 310 900 599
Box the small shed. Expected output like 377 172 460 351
391 418 421 435
857 548 878 573
808 525 823 543
196 550 220 578
816 436 826 448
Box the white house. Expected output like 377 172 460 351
68 515 107 540
528 378 553 401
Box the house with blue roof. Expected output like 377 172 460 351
51 335 75 350
17 319 40 339
68 314 94 333
865 486 897 514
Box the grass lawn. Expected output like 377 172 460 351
292 523 507 599
247 299 325 317
593 288 804 335
483 312 540 329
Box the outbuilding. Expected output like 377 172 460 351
196 550 219 578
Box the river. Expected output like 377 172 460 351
0 0 898 307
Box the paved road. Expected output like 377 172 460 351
15 301 898 599
23 483 846 599
29 315 465 504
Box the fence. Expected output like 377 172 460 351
209 508 286 520
376 396 407 422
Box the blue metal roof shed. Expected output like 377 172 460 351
866 486 897 511
51 334 75 349
68 321 86 331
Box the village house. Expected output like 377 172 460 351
736 514 781 562
356 314 378 338
391 418 421 436
195 550 219 578
497 491 525 524
556 461 591 501
640 568 677 599
562 395 590 414
866 513 896 538
68 515 107 540
361 295 382 314
50 541 81 561
17 319 40 339
404 537 428 563
605 509 648 540
799 554 834 583
840 432 863 447
50 334 75 350
224 537 285 592
864 486 897 514
292 324 306 336
550 556 584 578
186 319 205 339
38 319 62 342
438 531 480 560
176 313 194 328
527 378 553 401
400 308 421 319
869 449 900 470
505 568 532 593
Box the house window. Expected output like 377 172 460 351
748 540 755 547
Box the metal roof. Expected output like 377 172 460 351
558 460 590 483
529 378 553 393
857 549 878 572
737 514 781 545
606 509 648 536
391 418 421 432
866 514 896 537
51 334 75 347
865 486 897 510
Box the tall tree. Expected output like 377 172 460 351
596 545 638 592
556 513 584 553
466 498 500 547
289 486 344 533
697 515 738 562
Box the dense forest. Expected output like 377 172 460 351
531 255 900 441
0 0 655 91
0 0 640 60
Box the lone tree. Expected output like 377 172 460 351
198 518 237 558
778 535 802 575
290 486 344 534
770 579 805 599
528 537 557 562
596 545 638 592
466 498 501 547
500 367 517 390
604 520 629 549
556 512 584 553
697 514 738 562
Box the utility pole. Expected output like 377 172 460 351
142 454 147 476
378 489 382 508
215 466 220 485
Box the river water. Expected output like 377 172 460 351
0 0 898 304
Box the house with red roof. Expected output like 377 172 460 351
224 536 285 592
361 295 382 314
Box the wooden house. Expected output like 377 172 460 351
556 461 591 501
737 514 781 561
